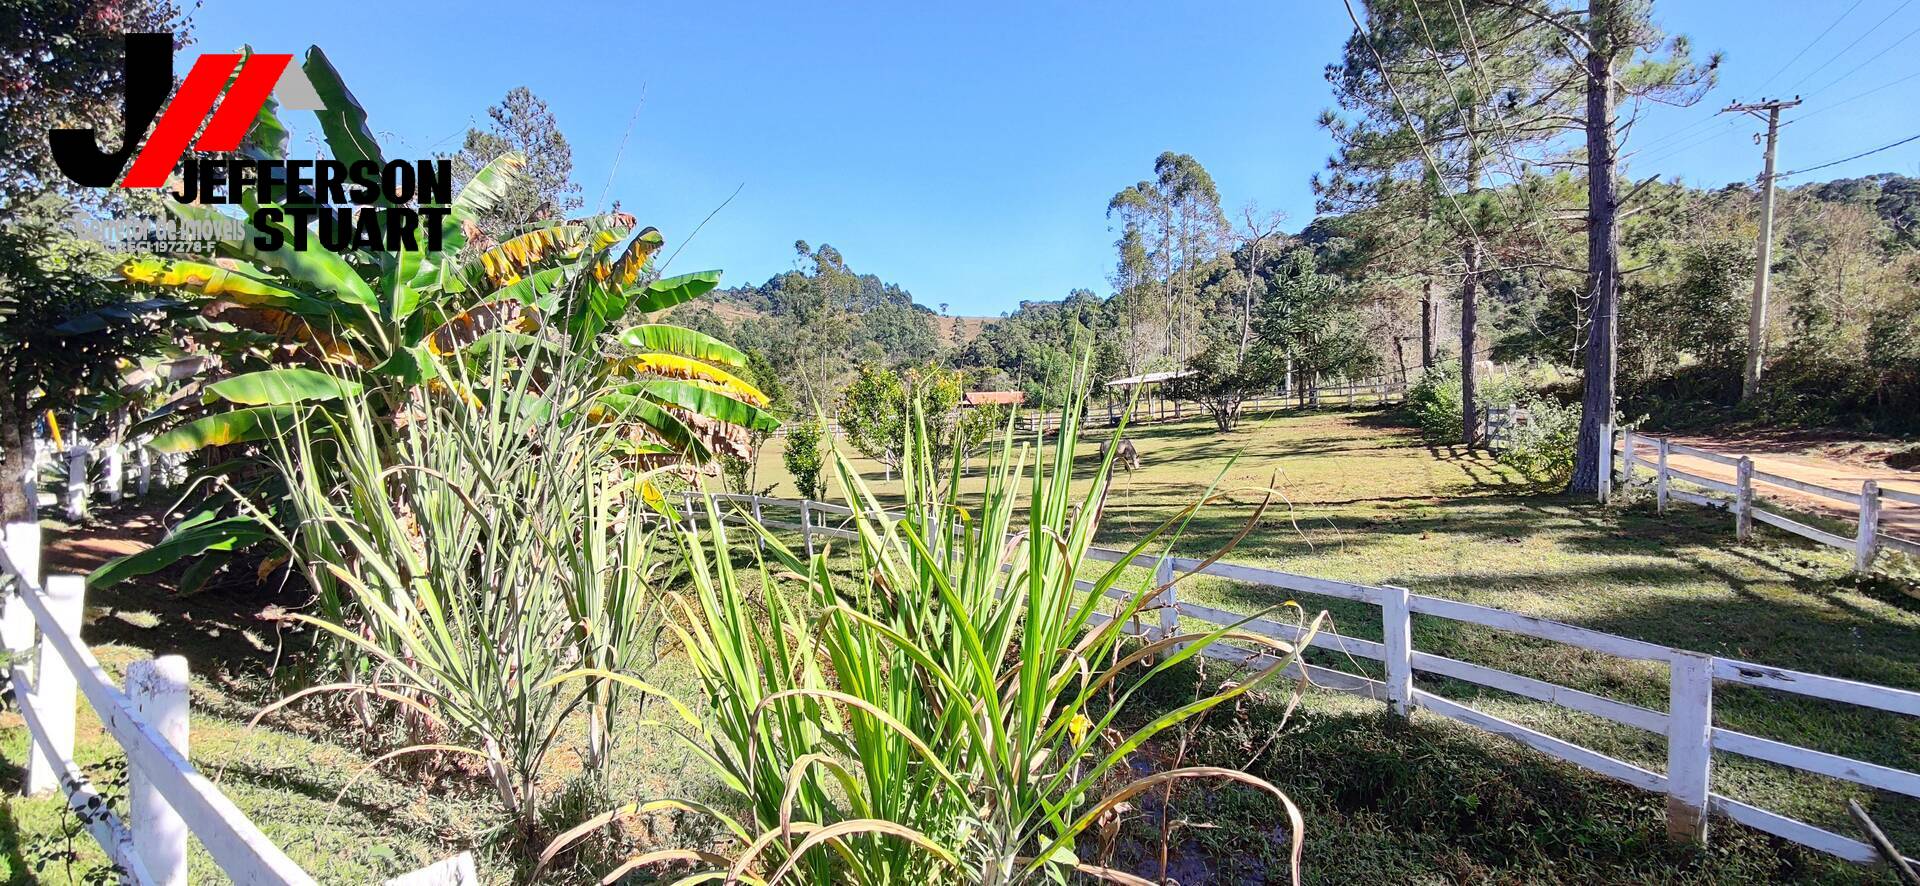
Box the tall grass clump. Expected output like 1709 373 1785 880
551 367 1325 884
253 348 671 836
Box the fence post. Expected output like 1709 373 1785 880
1153 559 1178 655
105 443 123 503
127 656 190 886
26 575 84 795
750 497 765 554
65 445 88 520
1595 420 1613 503
1734 457 1754 542
1622 428 1638 485
1665 651 1714 845
1856 480 1881 574
1382 585 1413 717
137 446 152 496
800 500 815 561
1655 438 1671 514
1 522 40 654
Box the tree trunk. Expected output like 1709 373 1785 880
1570 3 1620 497
1 403 31 524
1460 241 1482 447
1460 111 1486 448
1420 277 1435 368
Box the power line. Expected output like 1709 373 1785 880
1789 68 1920 124
1337 0 1486 248
1755 0 1866 92
1803 21 1920 98
1785 0 1914 94
1778 130 1920 179
1636 120 1741 168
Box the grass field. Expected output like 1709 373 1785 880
3 401 1916 883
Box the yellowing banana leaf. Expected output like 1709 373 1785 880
493 266 570 312
426 300 541 356
150 405 299 453
201 302 364 365
121 258 320 311
202 368 362 406
622 380 779 432
479 225 584 287
420 152 526 272
610 353 768 406
629 270 721 314
616 324 747 367
593 227 664 288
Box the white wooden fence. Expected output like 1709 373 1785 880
684 491 1920 871
15 435 185 523
0 523 468 884
1615 430 1920 574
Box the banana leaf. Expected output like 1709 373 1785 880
611 353 768 405
630 270 721 314
202 368 362 405
622 380 779 432
239 45 289 162
302 45 387 173
150 405 299 453
492 266 570 312
426 300 539 356
593 227 664 288
616 323 747 367
90 516 270 589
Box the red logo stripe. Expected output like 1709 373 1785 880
120 53 242 188
195 54 293 153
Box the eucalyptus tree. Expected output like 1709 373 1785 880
1107 152 1227 366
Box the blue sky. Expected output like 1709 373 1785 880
189 1 1920 316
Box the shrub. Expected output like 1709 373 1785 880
1497 396 1580 487
1405 362 1464 442
782 417 829 500
255 349 669 835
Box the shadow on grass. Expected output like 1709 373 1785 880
1105 659 1864 884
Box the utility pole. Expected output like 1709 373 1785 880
1724 97 1800 401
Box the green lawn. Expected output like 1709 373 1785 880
4 402 1915 883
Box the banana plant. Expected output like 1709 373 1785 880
98 46 770 587
115 45 770 463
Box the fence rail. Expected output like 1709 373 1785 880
1615 429 1916 573
683 491 1920 870
0 523 467 885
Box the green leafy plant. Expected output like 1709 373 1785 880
102 47 768 587
246 347 671 835
782 418 829 501
1405 361 1464 442
1496 395 1580 487
547 364 1322 884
